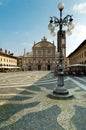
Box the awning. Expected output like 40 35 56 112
0 66 20 69
68 64 86 67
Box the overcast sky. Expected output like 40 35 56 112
0 0 86 56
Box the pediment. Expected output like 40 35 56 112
35 44 41 47
34 41 54 48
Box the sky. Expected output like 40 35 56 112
0 0 86 56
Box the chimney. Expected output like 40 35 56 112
10 53 14 56
8 51 10 54
5 50 7 53
0 48 3 52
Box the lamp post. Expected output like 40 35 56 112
48 3 74 99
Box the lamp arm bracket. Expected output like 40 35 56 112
63 15 73 26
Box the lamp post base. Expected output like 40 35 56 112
48 86 73 99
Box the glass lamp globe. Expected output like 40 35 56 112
58 3 64 11
68 22 74 30
50 31 56 36
48 23 55 31
66 29 72 36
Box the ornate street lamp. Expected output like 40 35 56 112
48 3 74 99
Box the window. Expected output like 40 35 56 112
48 50 52 56
29 60 31 63
37 51 41 56
84 51 86 56
48 60 50 63
38 60 41 63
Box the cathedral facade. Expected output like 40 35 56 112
22 37 56 71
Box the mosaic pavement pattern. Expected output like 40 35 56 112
0 71 86 130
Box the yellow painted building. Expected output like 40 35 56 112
0 50 17 66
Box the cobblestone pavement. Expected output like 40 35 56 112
0 71 86 130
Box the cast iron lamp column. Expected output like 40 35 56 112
48 3 74 99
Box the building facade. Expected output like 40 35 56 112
21 35 67 71
22 37 56 71
0 48 17 66
17 56 23 69
67 40 86 75
68 40 86 64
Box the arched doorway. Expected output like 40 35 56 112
38 65 41 70
47 65 51 70
28 66 31 70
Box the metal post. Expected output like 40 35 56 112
48 3 74 99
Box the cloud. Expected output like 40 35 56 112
73 2 86 14
73 24 86 42
66 23 86 56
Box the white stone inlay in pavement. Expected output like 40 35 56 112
0 72 86 130
69 77 86 90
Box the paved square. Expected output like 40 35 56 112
0 71 86 130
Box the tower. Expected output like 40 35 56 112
57 30 66 69
23 48 26 56
57 30 66 57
